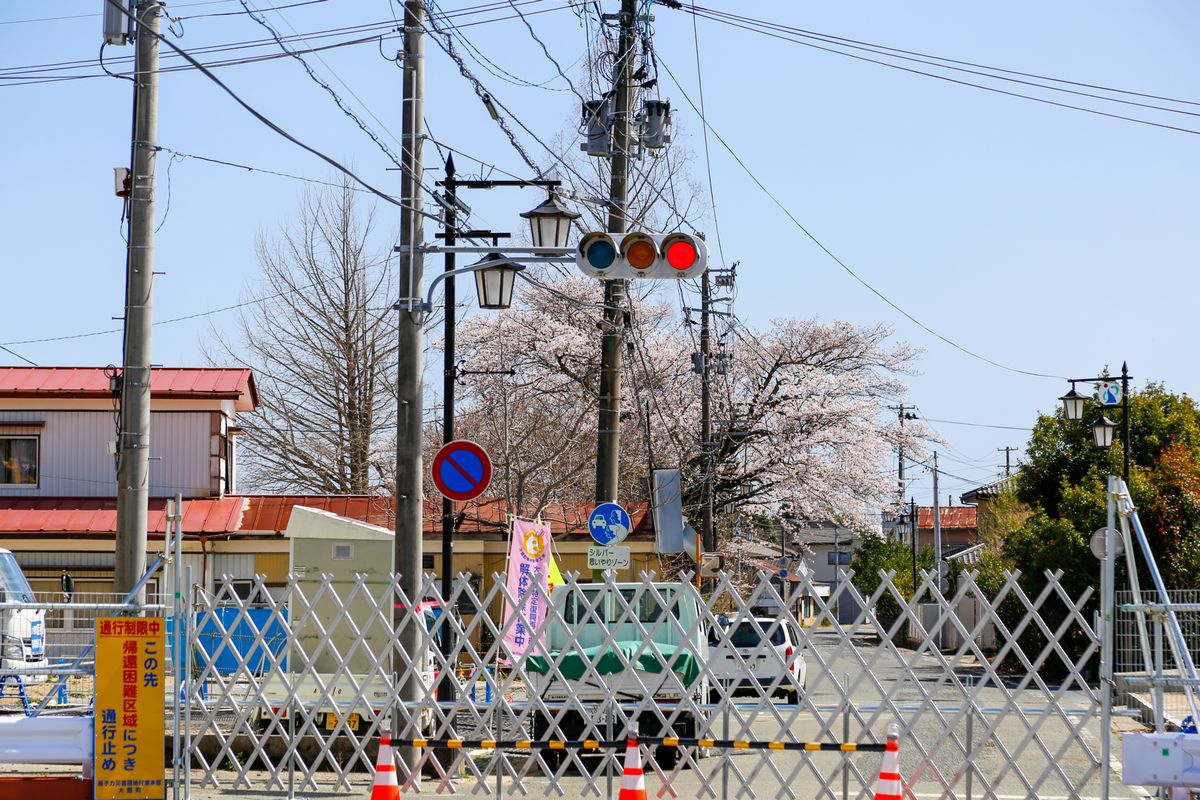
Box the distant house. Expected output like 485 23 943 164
793 520 862 624
0 367 660 608
961 475 1030 547
914 505 978 557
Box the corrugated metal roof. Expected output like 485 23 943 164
0 495 655 539
916 506 977 530
0 368 257 410
0 497 247 534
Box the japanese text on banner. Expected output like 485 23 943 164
94 617 165 800
502 518 551 656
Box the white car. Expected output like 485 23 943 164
707 616 806 704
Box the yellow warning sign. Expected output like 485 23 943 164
94 617 165 799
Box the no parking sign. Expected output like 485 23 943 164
431 440 493 502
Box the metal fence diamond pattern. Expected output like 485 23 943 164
184 567 1104 798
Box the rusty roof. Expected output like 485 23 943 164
916 506 977 530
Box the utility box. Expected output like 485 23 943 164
1123 732 1200 787
286 506 394 674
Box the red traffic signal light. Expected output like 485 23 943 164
576 231 708 280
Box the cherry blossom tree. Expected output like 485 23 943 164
448 271 932 535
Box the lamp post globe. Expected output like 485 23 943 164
520 193 580 249
1059 386 1087 421
472 253 524 310
1092 415 1117 449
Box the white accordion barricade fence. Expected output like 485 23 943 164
183 566 1108 799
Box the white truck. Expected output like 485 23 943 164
0 549 47 679
525 582 709 768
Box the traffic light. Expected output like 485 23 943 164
576 231 708 280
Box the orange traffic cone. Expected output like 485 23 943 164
370 735 401 800
872 725 902 800
618 733 647 800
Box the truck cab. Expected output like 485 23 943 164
526 582 709 768
0 549 47 679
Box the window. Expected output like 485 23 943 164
0 438 37 486
332 543 354 560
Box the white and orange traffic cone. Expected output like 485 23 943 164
618 728 647 800
370 735 401 800
872 724 903 800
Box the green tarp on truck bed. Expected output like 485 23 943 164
525 643 701 685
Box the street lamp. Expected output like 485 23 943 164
398 158 578 743
471 253 524 310
520 193 580 249
1059 385 1087 421
1058 362 1132 484
1092 415 1117 449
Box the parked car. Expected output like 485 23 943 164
707 616 806 704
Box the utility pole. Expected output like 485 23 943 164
115 0 161 601
889 404 916 543
998 446 1017 476
392 0 424 774
909 497 918 597
594 0 637 509
896 405 906 512
699 269 714 553
437 155 457 732
932 451 943 592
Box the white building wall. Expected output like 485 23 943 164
0 410 214 498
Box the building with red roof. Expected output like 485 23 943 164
0 367 659 600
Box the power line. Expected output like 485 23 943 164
689 0 725 268
0 0 237 26
98 2 412 216
688 5 1200 110
681 5 1200 137
0 2 573 84
655 53 1066 381
921 416 1032 432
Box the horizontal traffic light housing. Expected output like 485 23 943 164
576 231 708 280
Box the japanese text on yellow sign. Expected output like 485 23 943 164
94 617 165 799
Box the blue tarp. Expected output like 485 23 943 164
193 607 289 676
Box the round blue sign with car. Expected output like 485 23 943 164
588 502 631 545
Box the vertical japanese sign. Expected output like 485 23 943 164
502 518 551 657
94 617 165 800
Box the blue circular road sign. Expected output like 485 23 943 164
588 502 632 545
431 440 493 502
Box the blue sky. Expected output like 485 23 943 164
3 1 1198 507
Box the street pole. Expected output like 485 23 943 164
594 0 636 507
438 155 457 730
932 452 943 592
699 269 714 553
1121 362 1130 485
115 0 161 601
998 447 1015 476
910 497 918 597
592 0 636 581
393 0 424 775
896 404 906 526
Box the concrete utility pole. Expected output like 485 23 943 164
699 270 714 553
115 0 161 601
392 0 424 772
998 446 1017 476
594 0 637 508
